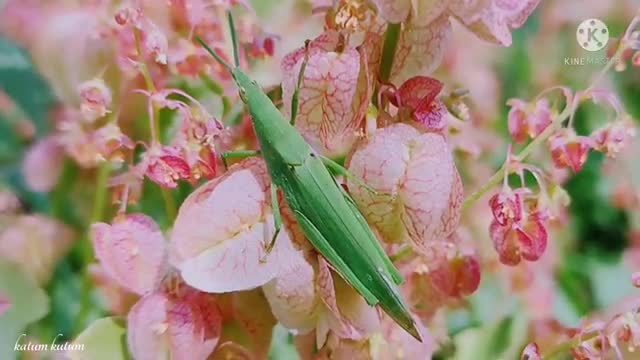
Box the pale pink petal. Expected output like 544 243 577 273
411 0 450 26
378 315 437 359
0 214 75 284
390 14 452 85
171 158 301 293
262 253 320 333
228 289 277 356
332 270 381 339
0 292 11 316
166 299 216 360
127 291 219 360
451 0 541 46
373 0 412 23
282 34 371 157
346 124 418 243
88 263 139 316
347 123 461 253
22 136 65 192
127 293 171 360
91 213 167 295
170 158 269 261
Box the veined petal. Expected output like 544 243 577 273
390 14 452 85
91 213 166 295
171 158 301 293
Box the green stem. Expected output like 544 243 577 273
134 28 178 223
74 161 111 334
379 22 401 83
542 330 600 359
462 105 572 210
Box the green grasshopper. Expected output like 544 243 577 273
197 13 421 341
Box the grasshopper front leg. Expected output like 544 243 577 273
290 40 311 125
320 155 380 195
221 150 261 169
260 183 283 263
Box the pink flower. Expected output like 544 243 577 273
93 122 135 164
403 253 480 319
22 136 65 192
489 187 529 226
346 123 462 253
507 98 553 143
170 158 301 293
549 129 594 172
91 213 167 295
281 31 372 157
115 3 168 65
78 78 112 122
127 288 221 360
0 214 75 284
489 191 549 266
142 145 191 188
591 120 637 158
449 0 541 46
521 342 542 360
395 76 448 132
0 292 10 316
89 264 139 316
263 254 380 348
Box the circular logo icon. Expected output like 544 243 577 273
577 18 609 52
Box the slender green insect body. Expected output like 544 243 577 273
233 69 421 341
197 14 421 341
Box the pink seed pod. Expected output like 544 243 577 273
127 290 221 360
591 119 637 158
91 213 167 295
450 0 542 47
263 254 379 349
170 158 301 293
0 214 75 284
390 13 452 85
142 145 191 189
22 136 65 192
346 123 462 253
282 30 372 158
78 78 112 123
489 210 548 266
403 253 480 320
549 129 594 173
507 98 553 143
372 0 412 23
521 342 542 360
88 263 139 316
395 76 447 132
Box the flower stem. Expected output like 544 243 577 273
379 22 401 83
541 330 600 359
75 161 111 334
134 28 177 223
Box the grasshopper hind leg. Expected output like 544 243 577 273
293 210 379 306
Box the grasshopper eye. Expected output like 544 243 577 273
238 87 248 102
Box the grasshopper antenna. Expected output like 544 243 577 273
196 12 241 71
196 36 233 72
227 12 241 68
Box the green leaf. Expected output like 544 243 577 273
0 36 56 135
68 317 129 360
0 258 49 359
